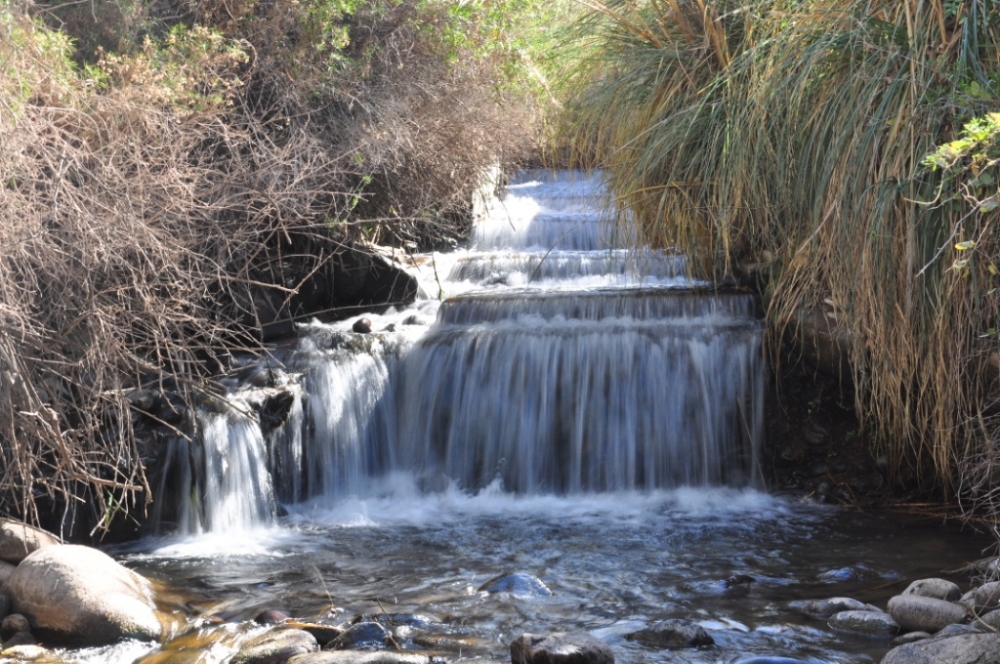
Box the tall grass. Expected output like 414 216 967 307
563 0 1000 498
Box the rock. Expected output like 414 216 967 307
736 659 815 664
891 632 931 646
326 622 389 651
974 581 1000 611
1 614 30 640
0 594 9 622
0 520 60 564
935 624 980 637
902 579 962 602
3 631 37 648
478 573 551 598
788 597 872 620
350 614 435 629
0 644 48 660
887 595 967 633
352 318 373 334
975 608 1000 631
289 653 430 664
0 562 15 587
625 619 714 649
881 632 1000 664
3 544 163 646
286 622 343 647
411 634 491 649
828 610 899 637
511 632 614 664
255 610 291 625
232 628 319 664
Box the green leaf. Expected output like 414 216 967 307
955 241 976 251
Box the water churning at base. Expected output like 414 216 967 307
159 169 765 533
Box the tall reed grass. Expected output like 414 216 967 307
563 0 1000 500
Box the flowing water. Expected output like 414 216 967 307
71 171 992 664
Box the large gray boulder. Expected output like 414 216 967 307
0 520 60 564
881 632 1000 664
511 632 614 664
887 595 967 633
2 544 163 646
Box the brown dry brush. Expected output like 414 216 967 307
0 0 537 535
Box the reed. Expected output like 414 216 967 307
563 0 1000 500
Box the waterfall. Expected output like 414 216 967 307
153 169 765 532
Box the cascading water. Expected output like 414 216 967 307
107 170 991 664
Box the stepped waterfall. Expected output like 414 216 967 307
155 169 764 533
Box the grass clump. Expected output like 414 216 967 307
562 0 1000 500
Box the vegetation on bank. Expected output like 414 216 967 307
562 0 999 507
0 0 564 533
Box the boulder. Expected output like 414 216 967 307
974 582 1000 611
289 653 430 664
2 544 162 646
828 610 899 637
975 608 1000 631
479 573 551 598
788 597 872 620
887 595 967 633
881 632 1000 664
511 632 614 664
625 619 714 649
902 579 962 602
0 521 60 564
232 628 319 664
0 595 10 622
0 561 15 586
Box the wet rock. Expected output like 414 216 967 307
625 619 713 649
881 632 1000 664
511 632 614 664
479 573 551 598
891 632 931 646
828 610 899 637
902 579 962 602
3 544 163 646
1 613 30 640
411 634 491 649
724 574 755 589
287 622 344 647
0 644 47 660
974 581 1000 611
887 595 967 633
736 659 815 664
255 610 291 625
232 627 319 664
353 318 373 334
326 622 390 651
0 520 61 564
816 566 879 583
934 624 980 637
788 597 872 620
289 652 430 664
350 614 435 629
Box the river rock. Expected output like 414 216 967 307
974 581 1000 611
255 610 291 625
289 653 430 664
232 628 319 664
975 608 1000 630
788 597 873 620
625 619 714 649
902 579 962 602
887 594 967 633
0 520 60 564
1 613 30 641
0 561 15 587
0 594 10 622
0 644 47 660
511 632 614 664
881 632 1000 664
326 622 389 650
828 610 899 637
479 573 551 598
3 631 37 648
350 614 435 628
2 544 162 645
287 622 344 647
891 632 931 646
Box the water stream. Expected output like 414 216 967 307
76 171 993 664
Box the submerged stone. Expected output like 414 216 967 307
511 632 614 664
326 622 390 651
625 619 714 649
479 573 551 598
828 610 899 637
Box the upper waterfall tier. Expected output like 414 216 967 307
448 250 688 287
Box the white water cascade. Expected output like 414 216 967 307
158 169 765 532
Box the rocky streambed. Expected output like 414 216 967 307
0 492 997 664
